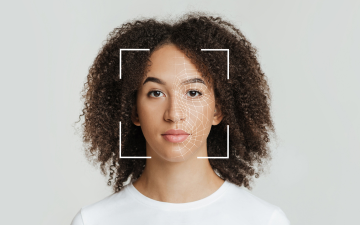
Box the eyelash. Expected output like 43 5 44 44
147 90 203 98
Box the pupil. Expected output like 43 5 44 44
155 91 160 97
190 91 196 96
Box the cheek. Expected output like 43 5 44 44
136 98 163 141
137 96 158 125
185 98 215 127
177 98 214 153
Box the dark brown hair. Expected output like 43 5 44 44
74 11 277 193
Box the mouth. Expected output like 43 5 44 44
161 129 190 143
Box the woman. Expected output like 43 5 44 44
71 12 290 225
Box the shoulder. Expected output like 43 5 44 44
225 182 279 211
70 185 130 225
70 209 84 225
222 182 290 224
268 207 290 225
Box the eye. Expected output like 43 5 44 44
186 90 202 98
148 90 165 98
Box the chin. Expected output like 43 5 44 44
157 146 195 162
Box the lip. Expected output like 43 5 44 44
162 129 190 135
161 129 190 143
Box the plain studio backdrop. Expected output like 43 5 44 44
0 0 359 224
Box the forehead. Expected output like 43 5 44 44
146 44 202 81
138 44 214 91
149 44 189 65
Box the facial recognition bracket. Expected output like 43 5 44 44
200 49 229 79
119 49 151 158
119 49 150 80
119 48 229 159
198 49 229 159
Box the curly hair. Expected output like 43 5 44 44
74 11 277 193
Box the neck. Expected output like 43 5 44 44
132 141 224 203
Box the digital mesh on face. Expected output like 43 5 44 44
160 54 215 160
133 44 218 163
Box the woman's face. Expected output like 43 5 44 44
132 44 222 162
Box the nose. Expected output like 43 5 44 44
163 91 186 123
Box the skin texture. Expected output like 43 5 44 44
74 12 277 195
131 44 224 203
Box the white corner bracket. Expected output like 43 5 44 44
119 49 229 159
119 49 150 79
119 48 151 158
200 49 229 80
198 49 229 159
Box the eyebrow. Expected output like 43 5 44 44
143 77 206 86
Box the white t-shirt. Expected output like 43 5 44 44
71 180 290 225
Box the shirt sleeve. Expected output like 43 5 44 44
70 209 85 225
268 207 290 225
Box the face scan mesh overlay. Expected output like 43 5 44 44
152 55 215 160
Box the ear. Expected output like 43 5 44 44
212 105 223 126
131 105 141 126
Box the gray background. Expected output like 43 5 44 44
1 0 359 224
